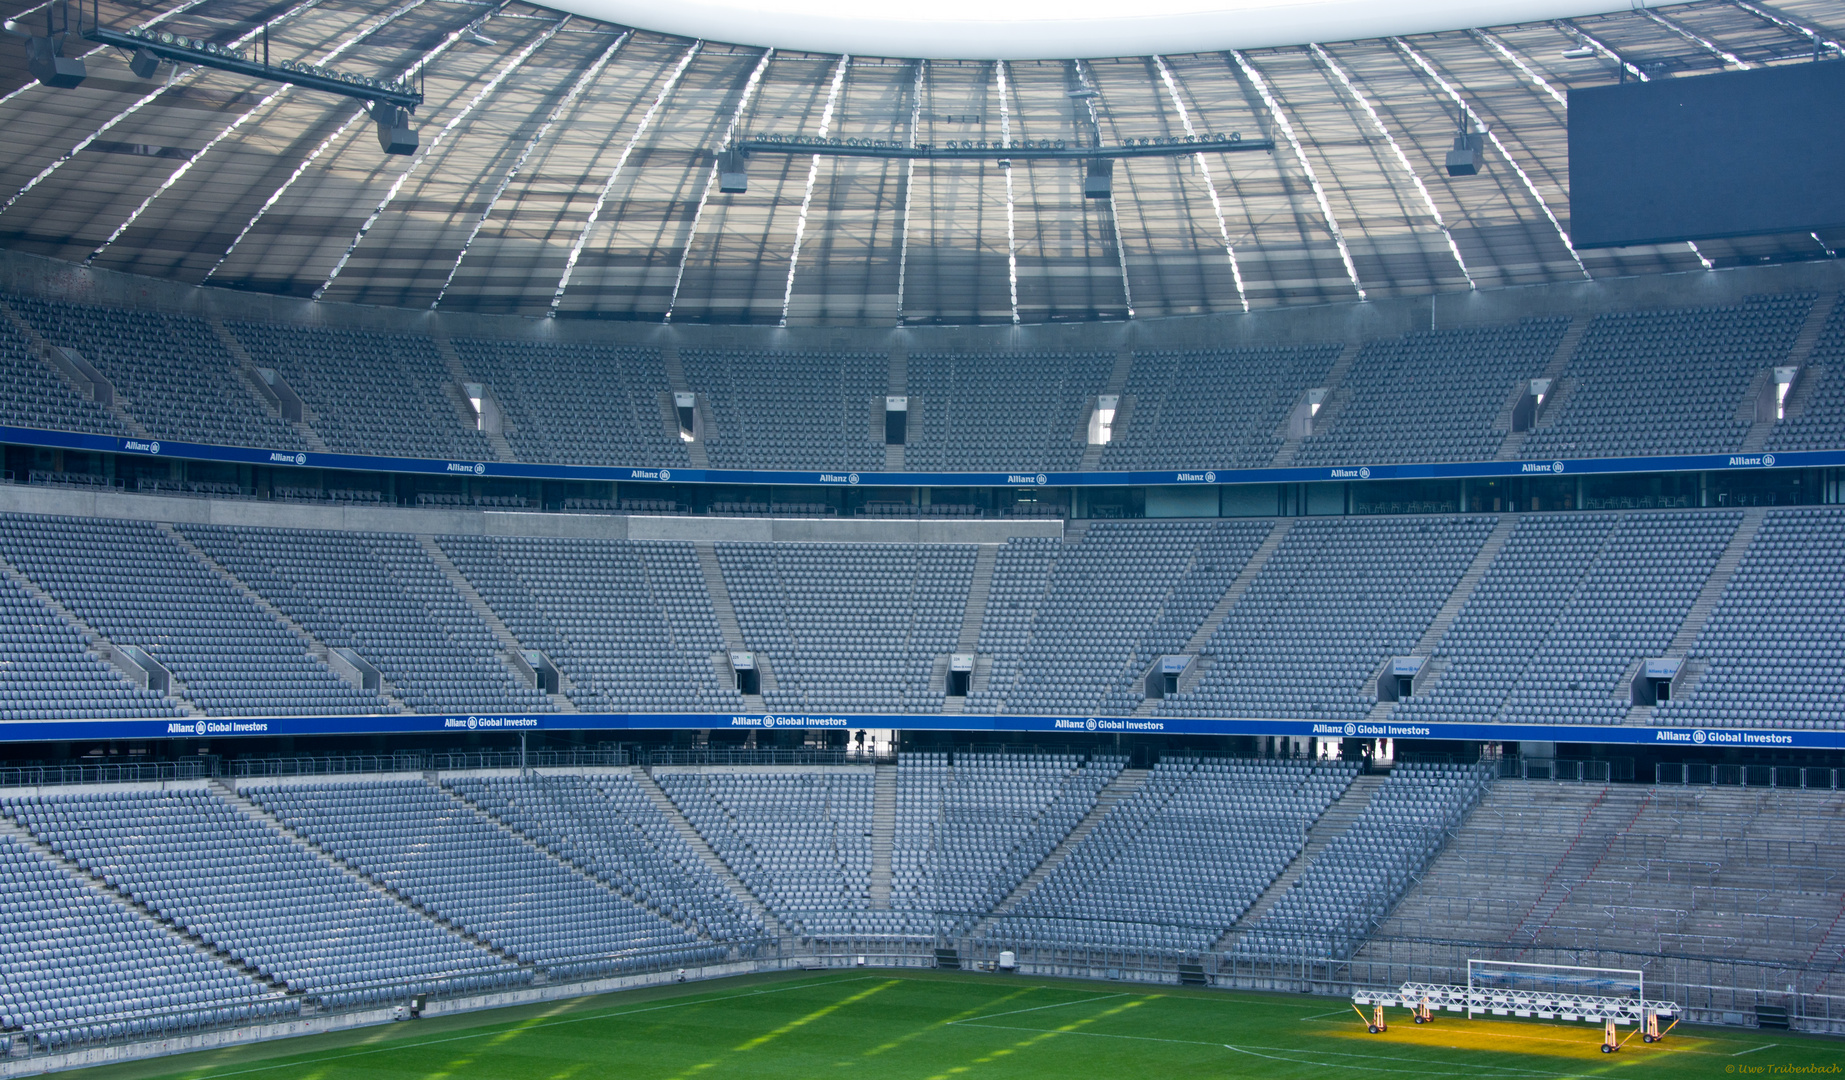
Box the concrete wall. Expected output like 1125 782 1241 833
0 483 1062 543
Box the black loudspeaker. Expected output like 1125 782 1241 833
129 47 160 79
717 150 748 194
1084 158 1113 199
373 105 417 155
26 35 85 88
1445 131 1483 176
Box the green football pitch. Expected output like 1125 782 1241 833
68 970 1845 1080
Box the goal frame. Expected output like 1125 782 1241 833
1468 959 1644 1011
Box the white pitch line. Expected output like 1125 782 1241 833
1732 1042 1780 1055
949 991 1129 1022
163 974 881 1079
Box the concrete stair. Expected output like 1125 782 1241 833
416 536 572 710
869 763 896 910
0 549 196 715
694 542 767 707
1742 293 1836 453
1625 508 1767 721
632 767 788 941
1496 315 1589 461
208 779 522 970
440 776 708 940
1216 773 1385 947
0 816 296 995
1078 348 1137 470
1271 342 1357 467
0 297 153 440
429 327 516 463
661 342 709 468
1184 520 1292 656
1411 515 1517 656
983 766 1149 925
207 316 331 453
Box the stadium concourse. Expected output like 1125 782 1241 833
1 0 1845 1069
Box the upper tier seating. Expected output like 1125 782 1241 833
1102 345 1343 470
4 786 518 1006
1397 511 1740 727
442 771 762 944
450 338 687 468
1293 320 1569 466
988 758 1358 954
893 751 1122 932
718 543 974 713
1232 762 1492 961
1770 298 1845 452
435 535 739 714
1522 295 1812 459
903 352 1114 472
1658 508 1845 729
245 778 721 978
0 306 126 436
0 574 178 721
178 525 551 715
680 349 886 471
1159 517 1498 722
0 515 387 717
0 830 283 1053
10 296 302 451
655 768 878 941
966 523 1272 716
225 322 494 461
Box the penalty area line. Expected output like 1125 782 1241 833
1733 1043 1780 1055
168 974 883 1079
949 991 1131 1023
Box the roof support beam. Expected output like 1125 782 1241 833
778 52 849 327
997 59 1019 325
1154 55 1248 312
551 39 703 316
1074 58 1134 318
1231 49 1365 300
437 29 633 309
894 57 925 325
665 47 773 323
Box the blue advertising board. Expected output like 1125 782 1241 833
3 710 1833 750
3 424 1830 490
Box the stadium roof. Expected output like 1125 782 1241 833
0 0 1840 324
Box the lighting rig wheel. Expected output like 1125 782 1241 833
1368 1025 1380 1034
1601 1044 1615 1053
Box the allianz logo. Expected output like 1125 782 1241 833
1328 466 1370 480
1176 472 1217 483
1728 454 1775 467
819 474 857 484
1521 460 1567 474
269 452 308 465
446 462 487 474
124 440 161 454
1005 474 1049 485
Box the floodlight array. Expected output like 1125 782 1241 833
1353 982 1680 1024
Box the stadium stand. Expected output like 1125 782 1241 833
1292 320 1569 466
654 768 878 941
224 322 494 461
0 574 180 720
1658 508 1845 729
966 523 1272 716
1101 345 1343 470
1362 781 1845 982
1395 511 1741 727
3 785 519 1006
9 297 303 451
0 305 127 437
435 535 740 713
903 352 1115 472
244 778 723 978
441 771 764 945
0 515 389 717
717 543 974 713
0 831 283 1052
679 350 886 471
1230 761 1493 961
1522 295 1813 459
177 526 552 715
1158 517 1499 722
448 339 687 468
893 751 1123 932
987 757 1358 954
